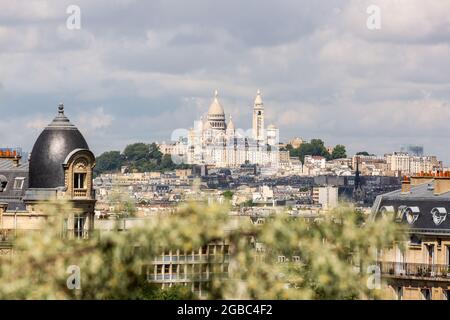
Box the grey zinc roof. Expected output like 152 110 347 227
0 158 29 171
371 181 450 234
28 106 90 188
381 180 450 200
0 158 29 212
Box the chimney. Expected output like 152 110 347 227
401 176 411 194
434 171 450 195
12 155 21 167
410 171 434 186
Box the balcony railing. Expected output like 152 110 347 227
378 261 450 279
152 254 230 263
73 189 88 198
147 272 228 282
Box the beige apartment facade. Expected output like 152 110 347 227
372 173 450 300
0 105 97 254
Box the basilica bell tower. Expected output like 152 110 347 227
252 89 265 142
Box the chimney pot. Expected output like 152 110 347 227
433 175 450 195
401 175 411 194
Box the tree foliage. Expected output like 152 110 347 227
0 201 404 300
123 143 152 162
95 142 191 175
331 144 347 159
356 151 375 156
288 139 348 163
95 151 123 175
221 190 234 200
291 139 330 163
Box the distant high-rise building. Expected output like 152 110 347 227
401 144 424 157
312 186 338 210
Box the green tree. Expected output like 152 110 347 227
297 139 330 163
331 144 347 159
123 143 150 162
95 151 123 175
148 143 163 161
356 151 375 156
222 190 234 201
159 154 175 170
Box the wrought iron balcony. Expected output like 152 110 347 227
378 261 450 280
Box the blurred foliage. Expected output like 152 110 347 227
209 205 405 300
0 200 404 299
107 185 137 217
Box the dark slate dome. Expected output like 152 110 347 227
29 104 89 188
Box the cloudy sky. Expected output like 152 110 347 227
1 0 450 162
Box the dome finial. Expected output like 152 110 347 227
214 89 219 98
58 103 64 115
254 89 263 106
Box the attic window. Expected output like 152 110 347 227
13 177 25 190
410 235 421 245
405 206 420 224
74 173 86 189
0 175 7 192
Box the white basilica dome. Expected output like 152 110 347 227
207 89 226 130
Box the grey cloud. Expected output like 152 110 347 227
1 0 450 163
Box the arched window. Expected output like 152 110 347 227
63 149 95 200
73 159 88 190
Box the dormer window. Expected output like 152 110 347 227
63 151 94 199
73 158 88 193
74 173 86 189
13 177 25 190
0 175 7 192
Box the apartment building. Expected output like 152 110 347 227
95 217 231 297
371 172 450 300
1 105 96 255
385 152 440 176
312 186 338 210
145 241 230 297
304 155 326 169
